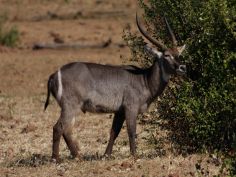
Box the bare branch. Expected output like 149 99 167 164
33 38 112 50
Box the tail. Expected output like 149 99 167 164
44 75 53 111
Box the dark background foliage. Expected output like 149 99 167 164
124 0 236 172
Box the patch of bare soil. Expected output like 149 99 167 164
0 0 225 176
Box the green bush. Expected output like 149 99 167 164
222 154 236 176
0 14 19 47
124 0 236 153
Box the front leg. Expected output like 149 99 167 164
104 110 125 156
125 107 138 157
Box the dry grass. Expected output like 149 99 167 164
0 96 223 176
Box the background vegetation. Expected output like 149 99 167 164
124 0 236 174
0 14 19 47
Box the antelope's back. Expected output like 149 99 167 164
60 62 145 112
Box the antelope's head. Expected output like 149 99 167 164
136 14 186 76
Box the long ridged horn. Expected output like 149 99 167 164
164 16 178 46
136 13 167 51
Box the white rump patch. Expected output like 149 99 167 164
57 69 63 100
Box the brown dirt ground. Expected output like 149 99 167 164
0 1 226 177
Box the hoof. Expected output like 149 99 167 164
70 153 81 160
73 155 83 162
51 157 61 163
102 154 114 160
132 154 139 162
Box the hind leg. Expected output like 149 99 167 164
52 106 79 162
52 116 63 162
62 116 79 158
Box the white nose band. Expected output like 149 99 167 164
178 65 186 73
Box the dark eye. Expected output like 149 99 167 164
164 54 170 58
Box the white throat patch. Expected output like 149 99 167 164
57 69 63 100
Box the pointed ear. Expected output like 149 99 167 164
144 44 163 58
177 44 186 56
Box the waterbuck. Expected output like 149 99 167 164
44 14 186 162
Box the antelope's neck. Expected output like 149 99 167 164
146 60 170 99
